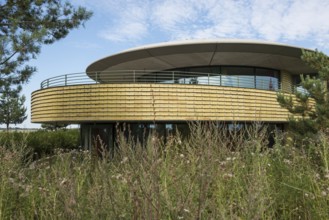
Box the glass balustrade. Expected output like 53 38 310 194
41 66 286 92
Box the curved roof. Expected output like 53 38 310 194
86 39 315 76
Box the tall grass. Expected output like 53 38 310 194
0 123 328 219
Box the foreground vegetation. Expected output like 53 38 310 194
0 129 80 157
0 124 329 219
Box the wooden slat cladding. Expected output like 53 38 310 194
31 84 290 123
281 71 293 93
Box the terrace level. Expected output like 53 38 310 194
31 68 298 124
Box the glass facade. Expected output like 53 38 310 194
81 122 283 155
81 123 191 152
81 124 114 157
142 65 280 91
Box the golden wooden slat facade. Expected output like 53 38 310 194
31 83 290 123
281 71 293 93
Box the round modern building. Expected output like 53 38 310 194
31 39 316 150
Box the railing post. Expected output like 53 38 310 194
220 74 222 86
65 75 67 86
173 71 175 83
47 79 49 88
208 73 210 85
95 72 98 84
133 70 136 83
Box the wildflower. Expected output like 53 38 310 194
321 191 327 197
180 154 184 158
183 208 190 213
38 187 49 193
24 185 32 193
219 161 227 167
283 159 292 165
315 173 320 179
121 178 128 184
121 157 128 164
60 178 68 186
223 173 234 179
305 193 315 199
8 177 15 184
116 174 123 180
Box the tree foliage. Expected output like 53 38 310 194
41 122 68 131
0 0 92 88
0 83 27 130
277 50 329 141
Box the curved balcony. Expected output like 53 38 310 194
32 70 297 124
32 83 291 123
40 70 288 92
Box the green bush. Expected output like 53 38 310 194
0 129 80 157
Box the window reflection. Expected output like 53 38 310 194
81 122 284 154
292 74 317 94
167 66 280 91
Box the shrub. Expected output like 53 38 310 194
0 129 80 157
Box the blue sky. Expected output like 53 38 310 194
11 0 329 128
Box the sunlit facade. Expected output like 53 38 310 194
31 40 316 150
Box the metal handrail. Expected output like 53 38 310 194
40 70 285 92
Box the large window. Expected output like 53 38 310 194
255 68 279 90
168 65 280 91
81 124 114 156
221 66 255 88
81 122 283 153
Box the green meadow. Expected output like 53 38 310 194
0 124 328 219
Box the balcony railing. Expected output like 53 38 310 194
40 70 285 91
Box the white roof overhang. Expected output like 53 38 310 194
86 39 316 78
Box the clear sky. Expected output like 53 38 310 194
9 0 329 129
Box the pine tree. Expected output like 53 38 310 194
0 84 27 130
0 0 92 88
277 50 329 141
